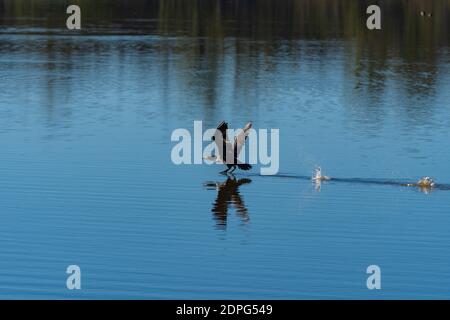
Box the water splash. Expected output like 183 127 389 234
404 176 436 193
312 166 331 182
417 176 436 188
311 166 331 191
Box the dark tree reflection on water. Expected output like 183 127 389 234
0 0 448 133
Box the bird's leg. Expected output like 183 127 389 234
227 172 236 180
229 165 237 173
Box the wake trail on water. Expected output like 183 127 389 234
243 167 450 191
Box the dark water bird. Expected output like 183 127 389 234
212 121 253 174
420 11 433 18
204 176 251 229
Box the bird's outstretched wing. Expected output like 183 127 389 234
213 121 230 162
216 121 228 141
233 122 252 158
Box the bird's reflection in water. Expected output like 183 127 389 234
204 175 252 230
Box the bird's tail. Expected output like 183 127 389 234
237 163 252 171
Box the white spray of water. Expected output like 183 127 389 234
416 176 435 188
312 166 331 181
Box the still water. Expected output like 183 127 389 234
0 0 450 299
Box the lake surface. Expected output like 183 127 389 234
0 0 450 299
